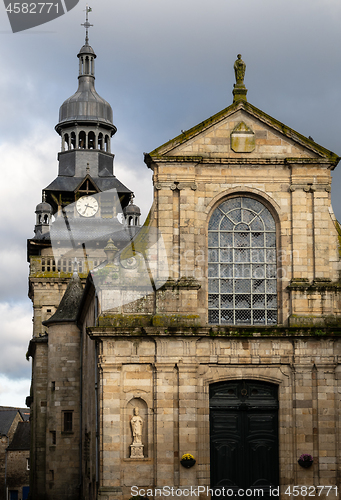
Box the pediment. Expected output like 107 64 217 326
74 174 100 195
147 101 339 166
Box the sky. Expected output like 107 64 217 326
1 0 341 407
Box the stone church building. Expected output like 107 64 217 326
27 24 341 500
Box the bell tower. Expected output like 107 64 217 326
44 8 130 213
26 11 140 498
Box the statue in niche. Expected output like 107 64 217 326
234 54 246 85
130 407 143 445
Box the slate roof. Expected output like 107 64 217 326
7 421 30 451
43 272 84 325
0 408 30 436
44 176 132 194
0 409 18 436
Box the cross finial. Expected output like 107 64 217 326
81 5 93 45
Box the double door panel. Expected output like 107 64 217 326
210 381 279 499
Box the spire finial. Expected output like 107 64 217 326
81 5 93 45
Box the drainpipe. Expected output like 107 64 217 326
95 341 99 486
79 322 83 500
95 295 99 488
4 435 9 500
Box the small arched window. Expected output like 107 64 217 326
88 131 95 149
104 135 109 152
79 131 86 149
98 133 103 150
63 133 69 151
208 196 277 326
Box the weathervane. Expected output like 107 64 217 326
81 4 93 45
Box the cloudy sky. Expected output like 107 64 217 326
1 0 341 407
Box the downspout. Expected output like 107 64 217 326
95 295 99 488
4 435 9 500
79 321 84 499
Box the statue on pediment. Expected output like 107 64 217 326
234 54 246 85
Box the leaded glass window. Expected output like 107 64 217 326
208 197 277 325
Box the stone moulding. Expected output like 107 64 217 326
289 183 331 192
160 276 201 290
87 323 341 338
288 278 341 292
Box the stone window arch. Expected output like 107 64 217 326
104 135 109 152
208 196 277 326
78 131 86 149
98 132 103 150
88 131 95 149
63 133 69 151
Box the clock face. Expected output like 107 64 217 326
76 196 99 217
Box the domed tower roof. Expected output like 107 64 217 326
55 15 116 136
35 200 53 214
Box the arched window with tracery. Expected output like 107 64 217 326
208 196 277 326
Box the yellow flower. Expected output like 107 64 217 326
181 453 194 460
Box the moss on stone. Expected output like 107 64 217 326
334 220 341 259
98 314 153 328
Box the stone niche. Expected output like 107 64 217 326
126 397 148 458
230 121 255 152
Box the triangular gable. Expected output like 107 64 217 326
74 174 100 195
147 100 339 166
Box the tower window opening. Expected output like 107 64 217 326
43 214 49 224
85 56 89 74
71 132 76 149
63 133 69 151
88 131 95 149
50 430 56 445
79 131 86 149
105 135 109 152
98 133 103 150
63 411 73 432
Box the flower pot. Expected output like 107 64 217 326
298 459 313 468
180 458 196 468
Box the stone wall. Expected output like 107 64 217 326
0 413 23 500
88 327 341 500
6 450 29 496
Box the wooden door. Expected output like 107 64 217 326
210 380 279 499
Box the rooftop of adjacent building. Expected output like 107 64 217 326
7 421 30 451
0 407 30 437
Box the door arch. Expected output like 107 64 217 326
210 380 279 498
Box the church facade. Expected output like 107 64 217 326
27 31 341 500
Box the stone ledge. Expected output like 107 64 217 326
88 324 341 338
